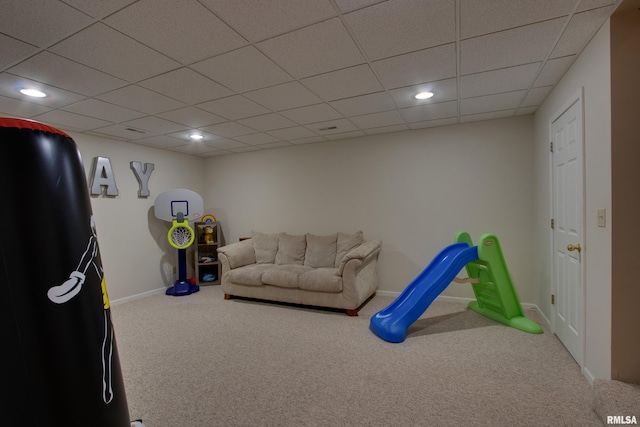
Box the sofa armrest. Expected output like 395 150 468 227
337 240 381 276
217 239 256 269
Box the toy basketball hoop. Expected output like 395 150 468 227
154 189 203 296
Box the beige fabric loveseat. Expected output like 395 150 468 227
217 231 381 315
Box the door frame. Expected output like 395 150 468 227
548 87 586 366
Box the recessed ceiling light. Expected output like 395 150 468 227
414 91 434 100
20 88 47 98
189 133 204 140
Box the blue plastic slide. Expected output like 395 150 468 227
370 243 479 343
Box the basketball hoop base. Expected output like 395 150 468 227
166 280 199 296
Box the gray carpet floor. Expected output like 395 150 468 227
111 286 604 426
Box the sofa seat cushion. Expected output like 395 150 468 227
227 264 273 286
262 265 313 289
299 268 342 293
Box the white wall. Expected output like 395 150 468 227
69 132 204 302
203 116 536 303
532 21 612 381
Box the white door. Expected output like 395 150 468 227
551 94 584 365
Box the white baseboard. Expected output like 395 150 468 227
583 367 597 385
110 287 166 306
436 295 474 304
375 290 400 298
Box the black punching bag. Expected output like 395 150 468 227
0 118 130 426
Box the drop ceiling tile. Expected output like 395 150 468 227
238 113 297 132
408 117 458 130
228 145 263 153
252 141 294 149
85 130 126 141
96 85 185 115
329 92 395 117
460 63 541 99
460 110 515 123
280 103 343 125
233 133 281 145
61 0 138 18
50 23 180 82
577 0 616 12
522 86 553 107
201 149 235 156
139 68 233 104
517 106 538 115
460 0 575 39
350 110 404 129
334 0 383 13
344 0 455 60
9 52 128 96
534 56 576 87
0 1 93 47
460 91 526 116
62 99 145 123
0 95 51 118
364 124 409 135
388 78 457 108
300 65 383 101
92 124 156 140
267 126 318 140
204 138 249 150
167 130 223 143
202 121 257 137
157 106 226 128
121 116 188 134
306 118 359 135
0 74 85 108
202 0 336 42
325 130 366 140
32 109 112 132
192 46 291 93
290 136 326 144
372 44 456 89
105 0 247 64
244 82 321 111
133 135 186 148
400 101 458 123
167 143 218 155
0 34 37 69
257 18 364 78
197 95 270 120
461 19 565 74
551 6 614 58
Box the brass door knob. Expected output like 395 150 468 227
567 243 581 253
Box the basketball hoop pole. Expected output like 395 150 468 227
165 212 199 296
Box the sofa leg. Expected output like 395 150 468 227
224 294 232 300
345 309 358 316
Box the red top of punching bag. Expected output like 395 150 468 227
0 117 70 138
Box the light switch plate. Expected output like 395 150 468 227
597 209 606 227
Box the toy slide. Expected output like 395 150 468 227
370 243 479 343
370 232 542 343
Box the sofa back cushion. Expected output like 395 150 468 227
304 234 337 268
275 234 306 265
223 239 256 269
335 231 364 268
251 231 284 264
